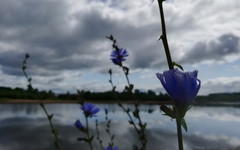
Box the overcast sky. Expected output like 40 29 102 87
0 0 240 95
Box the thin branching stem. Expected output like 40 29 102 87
22 53 64 150
109 73 140 134
109 70 142 139
107 34 147 150
176 119 183 150
121 67 147 150
122 67 131 86
109 67 147 150
95 120 105 150
85 117 94 150
40 103 65 150
157 1 184 150
157 0 174 70
105 114 114 147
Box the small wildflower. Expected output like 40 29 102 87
156 68 201 108
110 48 128 66
105 146 119 150
75 120 84 130
80 103 100 118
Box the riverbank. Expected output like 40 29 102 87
2 99 240 107
0 99 173 105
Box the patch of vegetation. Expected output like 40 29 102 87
0 86 170 102
195 93 240 105
1 86 240 104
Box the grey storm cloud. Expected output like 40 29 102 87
180 33 240 64
0 0 166 77
0 0 115 76
1 0 240 94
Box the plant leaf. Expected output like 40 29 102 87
172 61 184 71
160 105 176 119
181 118 188 132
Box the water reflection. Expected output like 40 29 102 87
0 104 240 150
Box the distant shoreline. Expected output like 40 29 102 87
0 99 173 105
1 99 240 107
0 99 79 104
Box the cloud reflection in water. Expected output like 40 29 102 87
0 104 240 150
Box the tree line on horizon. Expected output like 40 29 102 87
0 86 171 102
0 86 240 103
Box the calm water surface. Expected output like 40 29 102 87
0 103 240 150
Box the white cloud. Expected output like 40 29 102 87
200 77 240 95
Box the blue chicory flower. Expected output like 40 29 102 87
75 120 84 130
105 146 119 150
80 102 100 118
156 68 201 108
110 48 128 66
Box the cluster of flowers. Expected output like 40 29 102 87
74 41 200 150
21 1 201 149
75 102 118 150
74 1 201 149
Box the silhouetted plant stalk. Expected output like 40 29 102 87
40 103 65 150
95 108 117 150
157 0 174 70
76 113 94 150
108 69 140 135
107 35 147 150
85 116 94 150
75 102 100 150
95 120 105 150
158 0 196 150
104 108 115 148
76 91 94 150
157 0 182 149
22 53 64 150
176 107 184 150
22 53 33 91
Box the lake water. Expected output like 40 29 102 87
0 103 240 150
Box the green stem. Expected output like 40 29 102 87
22 54 64 150
176 119 183 150
95 120 105 150
86 117 93 150
109 71 146 150
40 103 64 150
157 0 174 70
122 70 147 150
157 1 183 149
122 67 131 86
